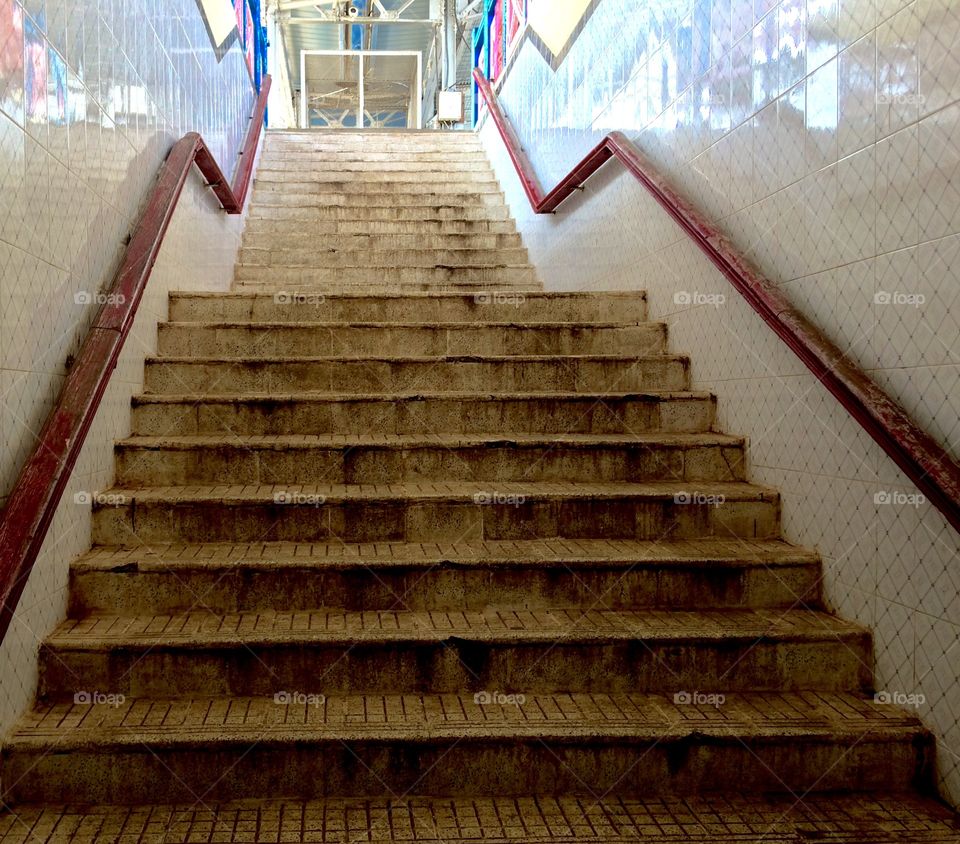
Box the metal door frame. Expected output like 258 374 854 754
299 49 423 129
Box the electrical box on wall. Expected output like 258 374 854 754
438 91 464 122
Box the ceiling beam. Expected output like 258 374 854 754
284 15 438 24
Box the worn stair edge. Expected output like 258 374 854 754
128 391 718 437
35 608 870 698
1 792 957 843
1 694 928 804
68 537 822 613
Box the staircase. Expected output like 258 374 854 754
1 130 958 842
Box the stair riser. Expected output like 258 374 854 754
115 442 745 486
38 628 863 700
251 191 505 207
167 295 648 323
232 285 541 298
237 247 530 269
4 733 920 805
244 219 518 235
265 139 482 151
69 561 821 615
240 233 523 251
255 172 498 185
256 160 494 172
254 182 504 197
267 132 481 139
156 325 666 358
249 205 512 222
142 358 690 395
259 152 490 164
131 396 715 437
91 496 779 545
265 138 483 148
233 267 538 287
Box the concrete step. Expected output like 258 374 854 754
243 217 518 235
3 693 922 805
90 480 779 545
249 204 514 222
69 538 821 615
266 132 481 148
233 265 539 288
232 282 542 297
113 432 745 486
130 390 716 437
263 143 485 154
168 291 648 324
262 147 487 158
236 247 530 269
253 180 504 196
1 792 956 842
261 146 487 160
142 354 690 395
240 232 524 251
256 158 494 172
156 322 666 357
250 190 506 207
36 610 864 700
266 129 482 140
254 170 498 185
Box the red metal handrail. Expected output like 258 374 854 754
474 69 960 535
0 77 272 644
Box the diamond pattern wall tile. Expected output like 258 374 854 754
839 0 877 44
918 0 960 116
0 114 25 245
875 123 920 251
771 84 804 190
918 103 960 241
805 56 839 170
834 142 876 261
876 4 920 139
838 32 876 156
808 0 841 72
21 133 51 261
22 12 46 142
780 0 807 91
0 0 24 125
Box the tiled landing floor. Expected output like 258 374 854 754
1 793 958 843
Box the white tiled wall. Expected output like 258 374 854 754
0 0 255 734
480 0 960 803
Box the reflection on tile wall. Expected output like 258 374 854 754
0 0 255 735
481 0 960 803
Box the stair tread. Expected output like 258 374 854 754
2 792 957 843
162 320 656 328
132 389 711 403
74 537 819 570
45 608 860 649
99 480 776 502
241 245 521 252
8 691 915 748
170 290 645 300
236 262 531 269
248 200 509 207
146 353 686 363
116 432 743 449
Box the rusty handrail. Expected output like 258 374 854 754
474 68 960 534
0 78 272 643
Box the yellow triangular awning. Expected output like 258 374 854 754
199 0 239 48
527 0 594 57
